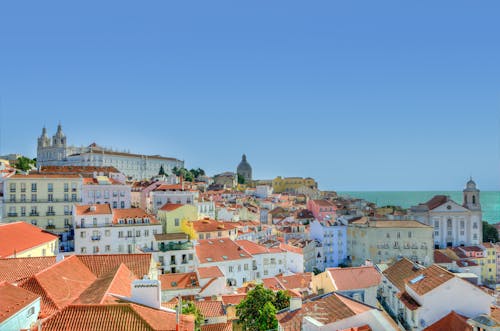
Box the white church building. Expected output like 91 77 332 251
409 179 482 249
37 124 184 180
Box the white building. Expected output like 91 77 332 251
310 220 347 268
195 238 254 287
197 200 216 219
409 179 482 249
37 124 184 180
73 204 161 254
236 240 287 280
255 185 273 199
144 233 195 274
82 176 131 209
150 183 198 214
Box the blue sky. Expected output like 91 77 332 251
0 1 499 191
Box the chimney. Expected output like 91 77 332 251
90 205 97 212
131 276 162 309
289 296 302 311
364 259 373 267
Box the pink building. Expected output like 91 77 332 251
306 199 337 222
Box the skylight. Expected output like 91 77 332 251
206 257 213 262
410 274 425 284
222 255 228 260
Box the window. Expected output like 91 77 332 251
20 183 26 192
71 194 77 201
408 231 412 238
31 183 37 192
136 230 141 237
104 191 109 199
21 207 26 217
81 247 87 253
175 218 180 227
105 230 111 236
31 194 37 202
144 230 149 237
218 231 222 237
105 245 111 252
386 233 390 238
81 232 86 238
48 183 53 192
397 232 401 239
27 306 35 317
127 230 133 237
93 218 98 227
244 263 249 270
189 254 193 260
113 201 117 208
434 220 440 228
20 194 26 202
64 183 69 192
31 220 37 225
120 201 125 208
64 193 69 202
93 246 99 253
447 218 452 227
473 222 478 229
71 183 77 192
264 270 269 275
229 266 234 272
9 194 15 202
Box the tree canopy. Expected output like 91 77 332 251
237 173 246 184
178 301 204 331
14 156 36 172
236 284 289 331
172 167 205 182
483 221 499 243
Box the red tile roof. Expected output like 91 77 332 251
197 266 224 279
75 254 153 279
75 204 112 216
262 277 285 291
277 293 371 329
11 174 81 179
159 203 185 212
39 165 120 174
397 291 420 311
276 273 312 290
159 273 199 290
327 266 381 290
194 301 225 317
423 310 472 331
405 265 454 296
41 303 195 331
200 322 232 331
422 195 449 210
221 294 247 306
189 219 237 233
112 208 159 224
0 281 40 323
434 250 453 264
0 256 57 283
0 222 58 258
236 240 284 255
195 239 251 263
382 258 421 291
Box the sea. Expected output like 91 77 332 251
338 191 500 224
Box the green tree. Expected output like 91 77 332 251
236 284 285 331
158 165 166 176
237 173 245 184
256 302 278 331
179 301 204 331
172 166 181 176
273 290 290 310
483 221 499 243
14 156 36 172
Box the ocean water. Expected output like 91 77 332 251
339 191 500 224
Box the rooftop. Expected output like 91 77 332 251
195 239 251 263
0 281 40 324
0 222 58 258
327 266 382 290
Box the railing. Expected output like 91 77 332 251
7 213 18 217
46 225 56 230
30 212 39 216
158 242 193 252
64 211 72 215
7 199 82 203
181 259 188 264
91 235 101 241
46 211 56 216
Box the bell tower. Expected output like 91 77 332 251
463 177 481 211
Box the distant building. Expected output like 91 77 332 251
409 179 482 248
0 222 58 258
0 282 41 331
213 172 237 189
236 154 252 183
272 176 317 194
36 124 183 180
310 219 347 268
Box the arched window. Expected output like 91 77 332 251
472 195 476 204
447 219 452 227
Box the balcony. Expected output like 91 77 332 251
181 259 188 264
170 260 177 265
91 235 101 241
8 198 82 204
64 211 72 216
30 212 39 217
46 211 56 216
158 242 193 252
46 225 56 230
252 265 258 270
7 213 18 217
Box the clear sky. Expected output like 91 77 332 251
0 1 499 191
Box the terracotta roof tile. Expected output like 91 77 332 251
0 282 40 323
194 301 225 317
75 204 112 216
197 266 224 279
423 310 472 331
200 322 232 331
327 266 381 290
159 273 199 290
75 254 153 279
0 256 56 283
159 203 185 211
0 222 58 258
221 294 246 306
189 219 237 233
112 208 159 224
382 258 421 291
196 239 251 263
276 273 312 290
405 265 454 296
397 291 420 311
236 240 284 255
41 303 195 331
422 195 449 210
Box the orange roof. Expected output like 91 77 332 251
236 240 284 255
11 174 81 179
311 200 336 207
405 265 454 296
276 273 312 290
262 277 285 291
39 165 120 174
434 250 454 263
189 219 237 233
159 203 185 212
423 310 472 331
197 266 224 279
0 256 57 283
194 301 225 317
75 204 112 216
19 255 97 317
327 266 381 290
221 294 246 306
41 303 195 331
200 322 232 331
112 208 159 224
159 272 199 290
397 291 421 311
277 293 371 329
195 239 251 263
382 258 421 291
75 254 153 278
0 222 58 258
0 281 40 323
279 242 303 254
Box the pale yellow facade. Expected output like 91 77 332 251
347 219 434 266
13 239 58 258
157 204 198 234
272 176 317 193
3 175 83 232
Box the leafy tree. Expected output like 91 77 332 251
158 165 166 176
236 284 286 331
179 301 204 331
172 166 181 176
256 302 278 331
14 156 36 172
196 168 205 176
273 290 290 310
483 221 499 243
237 173 246 184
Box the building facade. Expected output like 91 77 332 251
310 220 347 268
37 125 183 180
272 176 317 194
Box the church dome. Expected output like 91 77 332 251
464 177 478 192
237 154 252 182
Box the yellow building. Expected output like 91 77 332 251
181 218 238 240
347 218 434 266
272 176 317 193
156 203 198 233
0 222 58 258
459 244 498 284
3 174 83 232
